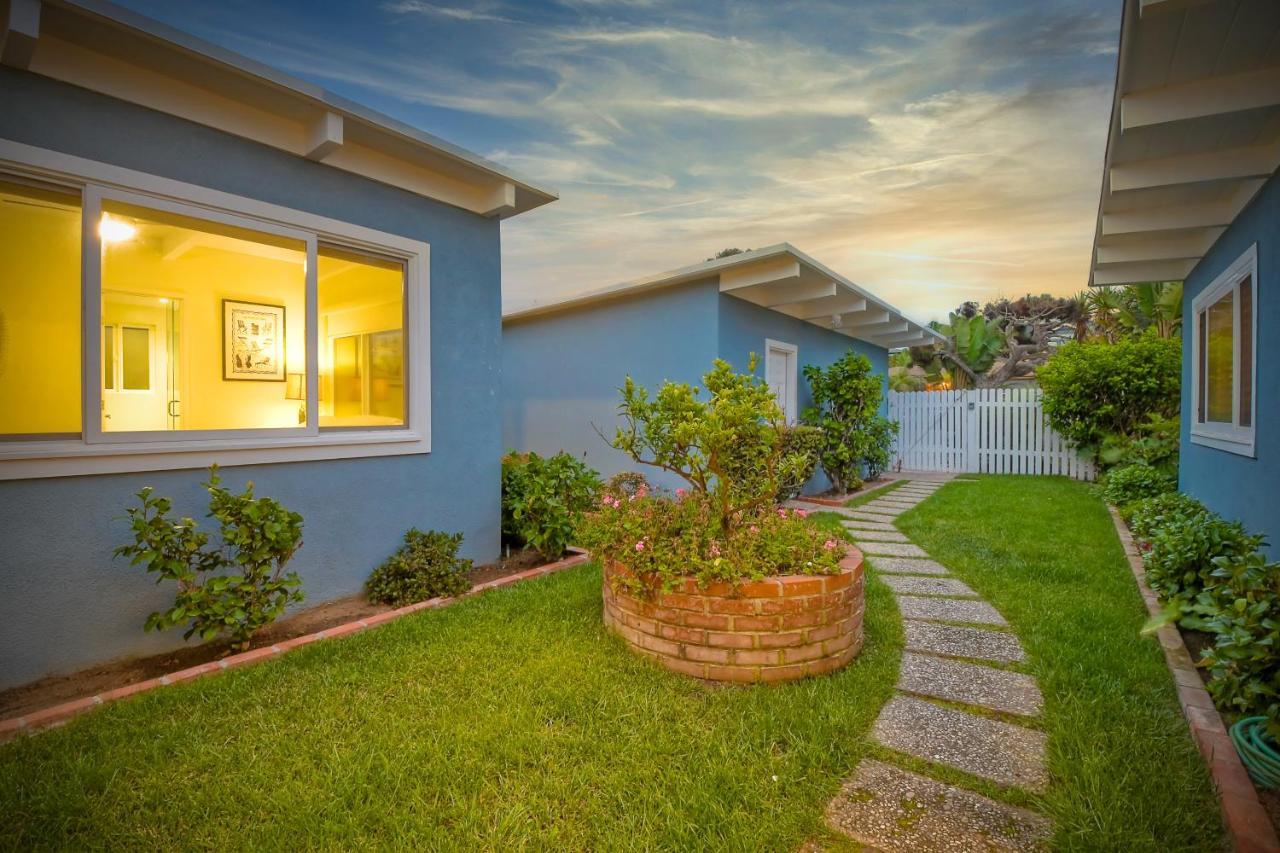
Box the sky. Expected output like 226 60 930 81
115 0 1120 325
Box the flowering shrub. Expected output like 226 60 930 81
581 488 843 589
585 357 846 589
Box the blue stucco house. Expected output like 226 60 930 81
503 244 940 492
1090 0 1278 551
0 0 556 688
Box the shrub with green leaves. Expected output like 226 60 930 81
1125 491 1210 538
115 465 305 650
366 528 472 606
1142 513 1260 607
1099 413 1180 476
1038 332 1181 454
502 451 601 560
1101 463 1175 507
801 351 898 493
774 424 824 501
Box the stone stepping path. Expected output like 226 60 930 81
822 478 1053 849
898 653 1043 717
905 621 1027 665
880 575 979 598
826 760 1051 852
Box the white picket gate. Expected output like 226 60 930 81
887 387 1095 481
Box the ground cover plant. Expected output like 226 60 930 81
0 562 903 849
895 476 1224 851
365 528 472 606
114 465 305 650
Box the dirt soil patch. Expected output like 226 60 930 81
0 547 556 719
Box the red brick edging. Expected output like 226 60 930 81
1108 507 1279 853
602 548 865 683
796 479 901 507
0 549 591 743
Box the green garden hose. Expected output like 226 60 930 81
1230 717 1280 790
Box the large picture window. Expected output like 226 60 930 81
0 150 430 479
1191 245 1257 457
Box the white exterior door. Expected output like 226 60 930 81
764 339 798 423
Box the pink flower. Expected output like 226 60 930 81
675 488 686 498
709 543 721 558
823 539 838 551
636 486 648 498
794 508 808 518
749 525 759 534
777 508 788 517
635 540 646 552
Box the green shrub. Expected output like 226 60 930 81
775 424 824 501
1038 333 1181 454
1142 513 1260 606
604 471 649 500
801 351 898 493
1099 413 1180 476
366 529 472 606
502 451 601 560
1125 491 1209 538
114 465 305 650
1101 463 1175 507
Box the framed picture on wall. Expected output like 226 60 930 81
222 299 286 381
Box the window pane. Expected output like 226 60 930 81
0 179 82 437
100 200 306 432
1197 311 1206 423
1240 276 1252 428
122 327 150 390
318 246 405 428
103 326 114 390
1205 290 1234 424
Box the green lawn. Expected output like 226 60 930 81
894 476 1224 852
0 562 903 850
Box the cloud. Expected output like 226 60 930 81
382 1 522 25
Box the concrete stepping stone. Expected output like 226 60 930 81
858 541 929 558
880 575 978 598
841 519 898 533
898 653 1043 717
847 529 911 543
848 512 903 525
858 504 908 517
897 595 1008 626
873 695 1049 791
904 621 1027 664
868 557 951 576
826 759 1051 852
874 500 923 511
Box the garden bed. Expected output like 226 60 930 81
796 477 895 507
602 548 864 684
0 546 565 721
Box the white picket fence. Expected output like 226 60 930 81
887 387 1095 480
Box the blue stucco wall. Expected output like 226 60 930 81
502 281 721 491
0 68 505 688
717 294 889 492
1180 172 1277 555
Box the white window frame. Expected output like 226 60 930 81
764 338 799 425
0 139 431 480
1190 243 1257 457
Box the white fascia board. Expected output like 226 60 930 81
718 256 802 292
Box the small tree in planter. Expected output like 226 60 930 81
583 357 844 591
801 351 898 493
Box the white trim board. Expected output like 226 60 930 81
0 139 434 480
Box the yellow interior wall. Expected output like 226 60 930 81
102 215 306 432
317 253 404 425
0 186 82 435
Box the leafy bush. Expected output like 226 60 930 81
581 491 843 590
1099 413 1180 476
115 465 305 650
801 351 898 493
501 451 601 560
366 528 472 606
774 425 824 501
1038 332 1181 454
604 471 649 500
1101 463 1176 507
1125 491 1210 538
585 357 842 586
1143 513 1260 607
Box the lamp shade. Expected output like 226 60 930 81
285 372 305 401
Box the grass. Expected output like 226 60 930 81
0 563 903 850
894 475 1225 852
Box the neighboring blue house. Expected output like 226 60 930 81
504 245 941 492
0 0 555 687
1090 0 1278 551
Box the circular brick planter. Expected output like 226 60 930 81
602 548 864 683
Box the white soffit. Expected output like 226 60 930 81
1089 0 1280 286
503 243 944 348
0 0 558 218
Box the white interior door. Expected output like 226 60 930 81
765 339 798 423
102 293 170 431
